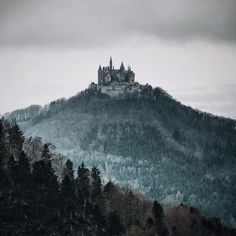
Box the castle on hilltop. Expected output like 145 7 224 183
96 57 137 97
98 57 135 86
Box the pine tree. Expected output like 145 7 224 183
104 181 115 196
91 166 102 203
90 204 106 236
76 161 90 234
106 211 124 236
152 200 163 223
14 151 32 204
17 151 31 184
77 162 90 205
8 155 17 182
32 159 59 225
63 159 74 180
152 200 168 236
60 160 76 221
8 122 24 160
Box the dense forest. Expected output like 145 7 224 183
1 118 236 235
5 84 236 226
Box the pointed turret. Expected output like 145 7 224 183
109 57 113 71
98 65 103 85
120 61 125 72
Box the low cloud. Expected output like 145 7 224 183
0 0 236 47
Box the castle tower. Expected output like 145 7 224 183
109 57 113 71
120 62 125 72
119 62 125 82
98 65 103 85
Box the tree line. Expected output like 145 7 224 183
1 118 235 236
0 118 167 235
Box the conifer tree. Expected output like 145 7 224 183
8 122 24 159
32 159 59 222
152 200 164 223
91 166 102 203
14 151 32 202
103 181 115 198
8 155 17 182
77 162 90 204
63 159 74 180
152 200 168 236
76 161 90 233
60 159 75 216
106 211 124 236
17 151 31 184
60 159 76 221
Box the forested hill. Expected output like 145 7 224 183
4 104 42 122
5 84 236 226
0 119 235 235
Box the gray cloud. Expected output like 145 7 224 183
0 0 236 47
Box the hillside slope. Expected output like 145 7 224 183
6 85 236 226
1 119 235 235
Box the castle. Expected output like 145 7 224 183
97 57 136 97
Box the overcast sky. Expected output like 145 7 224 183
0 0 236 118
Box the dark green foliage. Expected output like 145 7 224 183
106 211 124 236
0 119 235 235
17 151 31 184
145 217 154 231
104 181 115 196
152 200 168 236
8 154 17 181
59 160 77 234
152 200 164 223
61 175 76 204
91 166 102 203
8 122 24 159
77 162 90 205
32 159 60 232
64 159 74 180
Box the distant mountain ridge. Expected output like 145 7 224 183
4 83 236 226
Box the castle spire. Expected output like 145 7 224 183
120 61 125 72
109 57 112 70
